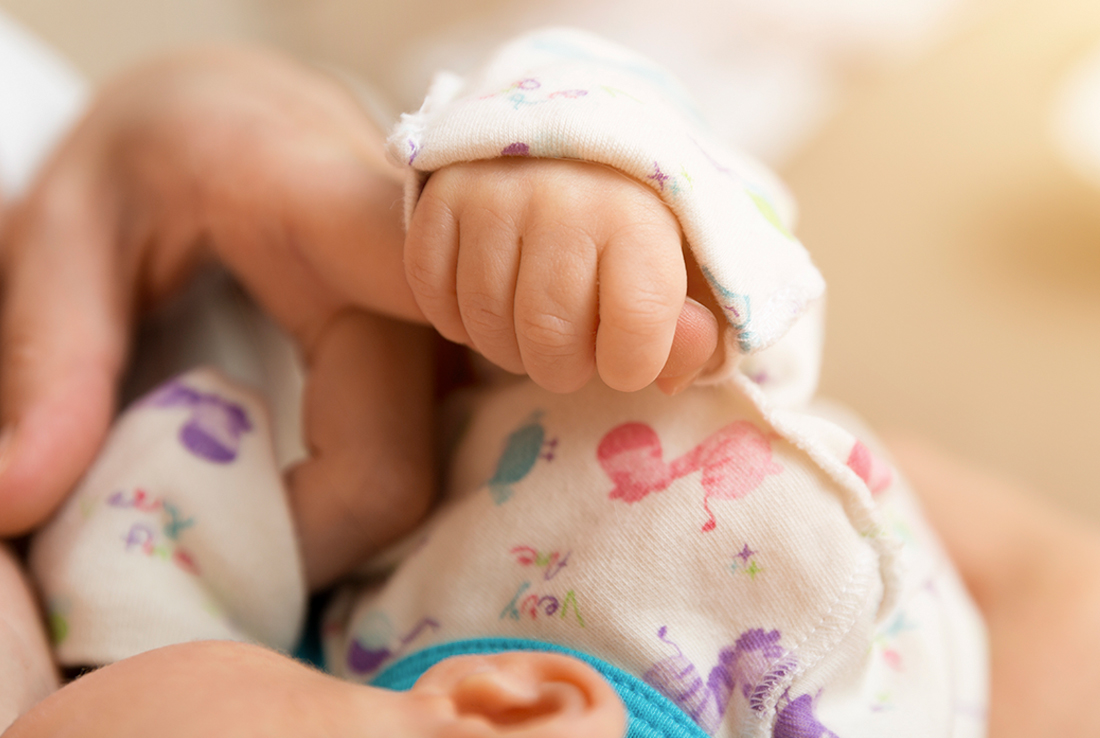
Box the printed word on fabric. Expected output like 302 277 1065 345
109 488 200 576
500 544 584 627
499 582 585 627
510 546 570 580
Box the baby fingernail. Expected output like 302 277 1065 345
655 369 701 396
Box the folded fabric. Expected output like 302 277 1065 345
30 367 306 666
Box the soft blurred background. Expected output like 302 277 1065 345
1 0 1098 519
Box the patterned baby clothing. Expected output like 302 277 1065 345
29 276 308 666
321 27 989 738
26 26 988 738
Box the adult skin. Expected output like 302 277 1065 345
0 47 433 588
889 435 1100 738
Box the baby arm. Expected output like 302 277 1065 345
406 157 719 395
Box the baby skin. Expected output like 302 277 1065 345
405 157 723 396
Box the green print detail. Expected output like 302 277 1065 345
729 545 764 580
860 522 890 540
487 412 557 504
162 501 195 540
48 611 69 645
889 513 916 546
79 496 98 520
599 85 643 103
679 165 694 189
744 560 763 579
560 590 585 627
871 691 895 713
202 599 226 619
500 581 531 619
747 191 794 240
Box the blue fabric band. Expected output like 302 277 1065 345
370 637 710 738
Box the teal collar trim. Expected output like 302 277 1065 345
370 637 710 738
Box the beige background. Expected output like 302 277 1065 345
2 0 1098 519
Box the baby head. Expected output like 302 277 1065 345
8 641 628 738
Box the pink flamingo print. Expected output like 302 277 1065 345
597 421 783 532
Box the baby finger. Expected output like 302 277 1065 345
513 225 599 393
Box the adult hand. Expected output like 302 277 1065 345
0 47 433 588
889 436 1100 738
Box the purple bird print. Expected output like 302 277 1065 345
644 626 789 734
144 380 252 463
773 691 840 738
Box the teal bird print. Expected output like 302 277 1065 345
488 411 557 504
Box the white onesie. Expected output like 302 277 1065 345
31 28 987 738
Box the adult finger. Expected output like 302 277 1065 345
287 309 435 589
0 170 130 534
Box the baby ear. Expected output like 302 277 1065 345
411 652 627 738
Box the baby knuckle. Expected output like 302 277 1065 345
460 292 512 339
404 254 449 302
518 311 579 358
609 290 678 337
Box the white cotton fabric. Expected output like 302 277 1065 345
29 367 306 665
325 377 987 738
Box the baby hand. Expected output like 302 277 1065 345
405 158 719 394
